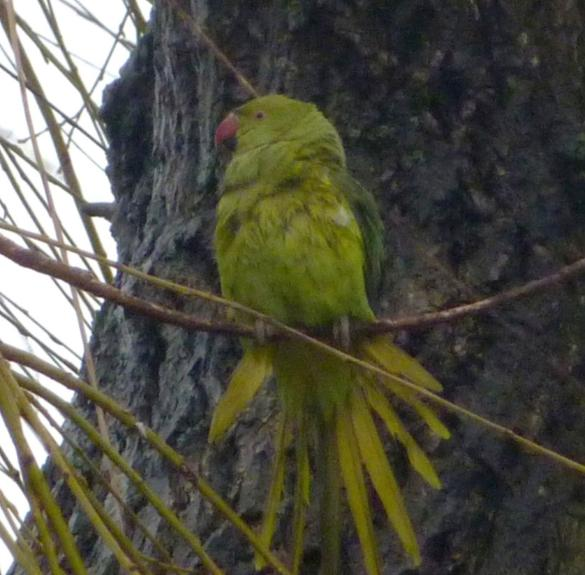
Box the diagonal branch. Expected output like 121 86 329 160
365 255 585 334
0 230 251 337
166 0 260 98
3 346 291 575
1 227 585 341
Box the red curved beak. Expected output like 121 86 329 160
215 112 239 147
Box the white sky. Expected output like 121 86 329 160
0 1 150 571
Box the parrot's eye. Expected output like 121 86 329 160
255 111 266 120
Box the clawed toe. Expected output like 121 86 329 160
332 316 351 350
254 318 273 345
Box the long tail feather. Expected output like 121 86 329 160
398 391 451 440
292 417 310 574
211 335 449 573
362 337 450 439
255 413 289 571
351 389 421 565
364 383 441 489
376 378 451 440
337 406 381 575
363 336 442 392
317 419 342 575
209 346 272 442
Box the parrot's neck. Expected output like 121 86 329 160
223 137 344 195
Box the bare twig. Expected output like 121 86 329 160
0 355 85 574
27 393 178 569
5 319 585 487
366 256 585 334
5 224 585 476
0 229 251 337
56 0 134 50
122 0 147 34
0 297 80 373
7 359 289 575
64 9 131 149
0 135 70 191
80 201 116 220
1 226 585 341
0 61 105 149
35 0 107 143
166 0 260 98
0 145 102 279
3 0 117 514
0 3 113 284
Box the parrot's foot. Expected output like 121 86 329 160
332 316 351 350
254 318 273 345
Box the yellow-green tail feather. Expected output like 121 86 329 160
208 346 272 443
292 415 311 574
364 383 442 489
362 336 450 440
363 336 443 392
208 336 448 573
254 413 289 571
318 418 342 575
337 405 381 575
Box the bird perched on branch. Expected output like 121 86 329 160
211 94 449 575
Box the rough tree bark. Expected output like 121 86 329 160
16 1 585 574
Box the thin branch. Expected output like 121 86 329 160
0 442 21 484
64 9 131 149
165 0 260 98
4 225 585 478
0 146 102 279
10 363 288 575
23 381 220 575
3 10 120 544
0 135 70 192
0 486 25 541
34 0 106 140
0 286 83 360
11 9 107 149
0 226 253 337
3 0 111 453
14 376 147 573
28 393 179 569
80 201 115 220
55 0 134 50
0 300 80 374
5 319 585 495
122 0 147 35
1 225 585 342
0 222 96 329
0 4 113 284
0 355 80 575
0 516 43 575
0 62 105 150
366 256 585 334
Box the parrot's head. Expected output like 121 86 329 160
215 94 346 167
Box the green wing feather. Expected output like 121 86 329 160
331 169 385 304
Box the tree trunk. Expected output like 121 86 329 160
21 1 585 574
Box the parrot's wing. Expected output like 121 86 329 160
332 170 385 304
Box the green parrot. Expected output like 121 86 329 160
211 94 449 575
